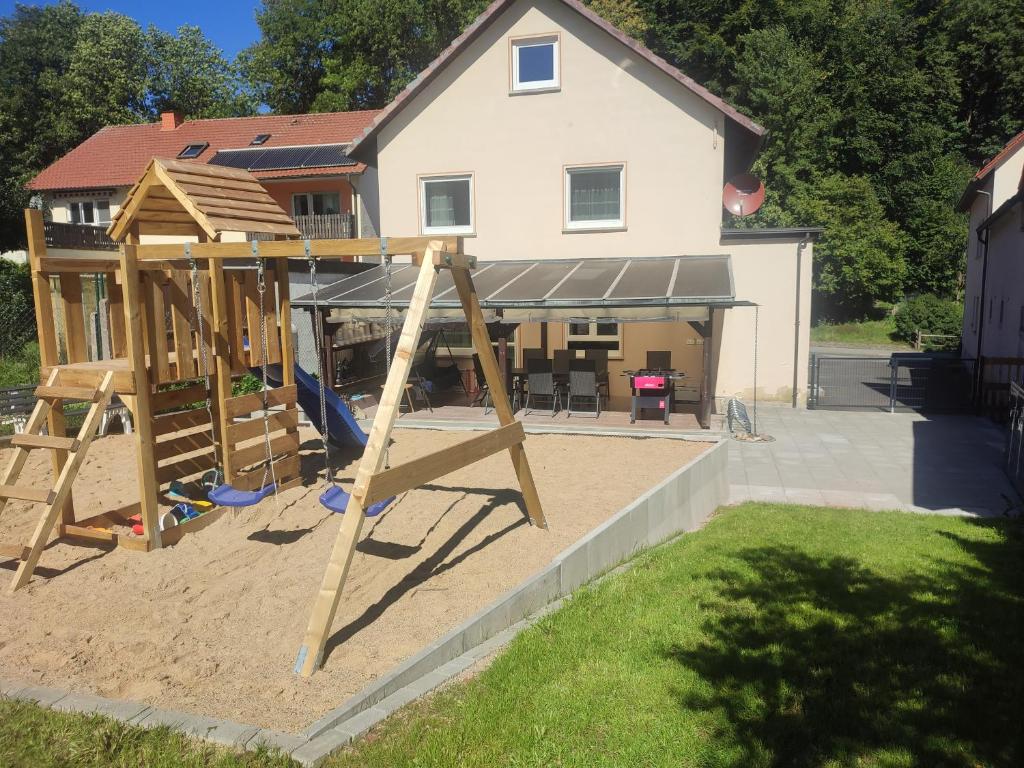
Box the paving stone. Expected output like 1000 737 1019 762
0 679 26 697
15 684 68 708
290 728 354 767
335 706 388 739
245 728 309 755
50 692 150 723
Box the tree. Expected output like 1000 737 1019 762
585 0 649 40
147 26 257 118
794 174 908 320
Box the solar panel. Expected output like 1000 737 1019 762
208 144 357 172
178 142 208 159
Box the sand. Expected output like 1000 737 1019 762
0 428 709 732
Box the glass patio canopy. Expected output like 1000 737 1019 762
291 255 754 323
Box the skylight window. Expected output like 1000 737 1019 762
250 134 270 146
177 142 208 159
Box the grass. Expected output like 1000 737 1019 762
810 316 910 348
2 503 1023 767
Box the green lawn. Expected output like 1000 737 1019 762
3 504 1022 767
810 316 910 348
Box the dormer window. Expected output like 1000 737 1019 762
177 142 208 159
511 35 559 93
250 134 270 146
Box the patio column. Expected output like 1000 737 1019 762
689 313 714 429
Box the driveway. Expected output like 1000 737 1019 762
728 405 1019 517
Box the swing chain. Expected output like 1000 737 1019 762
186 244 219 462
382 237 392 373
306 241 335 486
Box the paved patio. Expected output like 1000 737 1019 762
729 405 1019 517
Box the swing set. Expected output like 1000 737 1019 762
5 158 548 681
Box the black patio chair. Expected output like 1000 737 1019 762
522 348 545 367
524 358 560 416
568 358 600 418
553 349 573 377
585 348 610 404
647 350 672 371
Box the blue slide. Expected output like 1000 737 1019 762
263 364 368 449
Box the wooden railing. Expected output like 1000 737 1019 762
43 221 118 251
293 213 355 239
978 356 1024 421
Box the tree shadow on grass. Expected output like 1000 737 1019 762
663 520 1024 767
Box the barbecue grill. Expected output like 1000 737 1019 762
624 369 685 424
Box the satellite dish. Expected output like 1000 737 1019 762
723 173 765 216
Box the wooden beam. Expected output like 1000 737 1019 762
143 272 171 384
451 266 547 530
168 271 197 379
225 408 297 444
207 259 235 481
296 244 442 678
120 244 161 549
59 274 88 364
431 252 477 270
134 236 462 262
364 422 525 506
38 257 120 273
224 385 296 418
0 370 56 524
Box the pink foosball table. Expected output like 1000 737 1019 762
625 370 685 424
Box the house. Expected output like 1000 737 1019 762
958 129 1024 359
27 109 381 245
309 0 818 418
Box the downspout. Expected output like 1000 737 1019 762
973 190 992 406
792 237 809 408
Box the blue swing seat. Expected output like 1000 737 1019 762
208 482 277 508
319 485 394 517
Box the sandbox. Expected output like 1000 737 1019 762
0 427 709 732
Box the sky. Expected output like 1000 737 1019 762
0 0 262 58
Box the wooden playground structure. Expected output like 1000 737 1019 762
2 158 547 678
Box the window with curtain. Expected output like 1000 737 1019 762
565 165 624 229
420 174 473 234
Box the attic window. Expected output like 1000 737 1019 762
511 35 559 92
250 134 270 146
177 142 208 159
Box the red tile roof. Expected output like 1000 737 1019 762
958 128 1024 211
28 110 381 192
349 0 765 159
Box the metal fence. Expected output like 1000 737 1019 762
1005 381 1024 496
809 354 976 412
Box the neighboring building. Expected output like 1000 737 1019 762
341 0 818 409
27 109 381 244
959 129 1024 359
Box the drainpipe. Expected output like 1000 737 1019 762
792 237 809 408
973 190 993 405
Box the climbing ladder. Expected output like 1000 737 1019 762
0 369 115 592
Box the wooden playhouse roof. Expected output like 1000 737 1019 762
106 157 301 242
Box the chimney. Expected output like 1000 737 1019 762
160 111 184 131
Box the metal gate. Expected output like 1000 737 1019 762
1006 381 1024 496
809 354 976 411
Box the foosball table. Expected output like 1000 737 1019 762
624 369 685 424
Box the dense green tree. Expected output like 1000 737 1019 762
585 0 649 39
147 26 257 119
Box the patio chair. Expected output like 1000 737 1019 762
647 350 672 371
568 358 600 418
553 349 573 377
524 358 560 416
522 347 545 367
472 354 518 414
585 348 610 404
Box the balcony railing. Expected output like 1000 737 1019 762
249 212 356 241
43 221 118 251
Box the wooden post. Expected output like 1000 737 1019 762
296 245 442 677
701 310 714 429
451 267 547 530
208 259 235 482
278 257 295 386
120 244 161 548
24 209 74 525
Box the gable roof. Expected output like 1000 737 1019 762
107 157 300 242
958 128 1024 212
348 0 765 159
29 110 380 192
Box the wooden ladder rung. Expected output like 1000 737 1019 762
34 385 100 402
11 434 80 452
0 484 55 504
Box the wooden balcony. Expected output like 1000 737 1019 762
250 213 355 241
43 221 118 251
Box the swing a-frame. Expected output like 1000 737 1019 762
295 241 548 677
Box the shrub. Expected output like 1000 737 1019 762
232 372 263 397
0 340 40 387
893 294 963 343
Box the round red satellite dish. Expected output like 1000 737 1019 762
722 173 765 216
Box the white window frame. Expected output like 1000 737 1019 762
564 164 626 231
419 173 475 235
68 199 111 226
565 321 624 360
511 34 560 93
